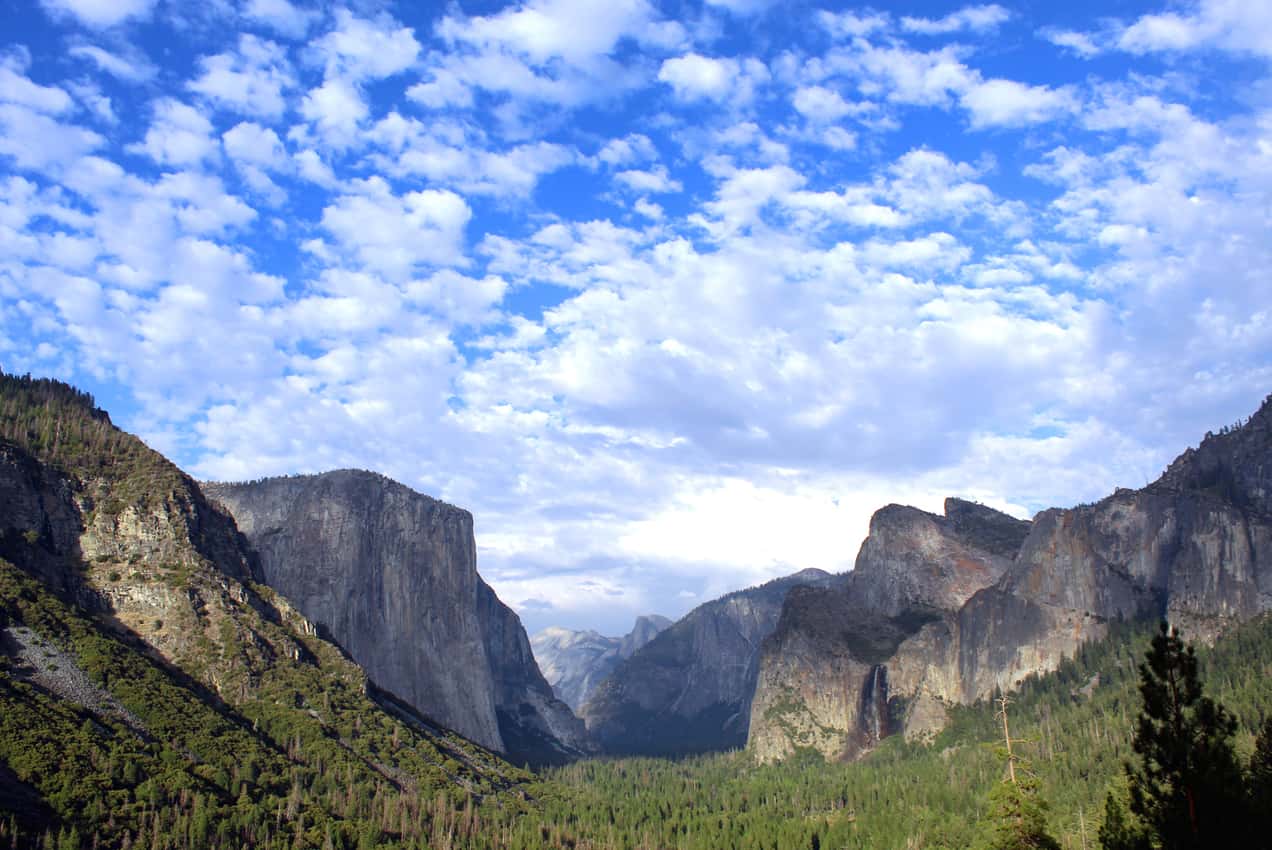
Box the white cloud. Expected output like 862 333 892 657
68 44 156 82
960 78 1078 128
0 58 73 114
792 85 856 123
0 103 103 171
320 177 471 279
658 53 768 102
40 0 156 28
130 99 219 166
597 133 657 167
901 4 1011 35
615 166 682 194
222 121 287 168
1039 28 1102 58
313 9 421 80
299 78 367 146
242 0 318 39
188 35 295 119
1118 0 1272 58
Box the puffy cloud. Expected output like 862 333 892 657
960 78 1078 128
130 99 219 167
658 53 768 102
312 9 421 80
792 85 857 123
1117 0 1272 58
0 57 73 113
242 0 319 39
188 35 295 119
319 176 471 279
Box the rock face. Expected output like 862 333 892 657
476 580 592 765
748 499 1024 762
748 394 1272 764
581 569 833 756
205 471 589 764
531 615 672 712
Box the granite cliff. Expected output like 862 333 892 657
581 569 833 756
531 615 672 712
205 472 589 765
748 395 1272 763
0 374 527 841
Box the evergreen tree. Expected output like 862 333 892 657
977 776 1061 850
1096 789 1150 850
1124 622 1246 849
977 696 1062 850
1250 717 1272 835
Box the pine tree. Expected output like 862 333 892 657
1249 717 1272 835
1096 789 1150 850
1124 622 1247 849
978 776 1062 850
976 696 1062 850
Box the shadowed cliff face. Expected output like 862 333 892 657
475 579 592 765
205 471 591 764
581 569 833 757
749 393 1272 764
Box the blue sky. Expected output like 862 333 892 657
3 0 1272 636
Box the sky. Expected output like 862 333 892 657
2 0 1272 637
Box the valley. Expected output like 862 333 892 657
2 371 1272 849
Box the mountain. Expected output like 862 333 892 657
0 374 529 847
748 394 1272 763
203 472 590 767
531 614 672 711
580 568 834 756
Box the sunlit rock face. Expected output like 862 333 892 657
581 569 834 757
206 471 590 764
531 615 673 713
748 499 1024 763
748 394 1272 764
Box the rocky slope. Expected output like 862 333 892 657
205 471 589 765
749 395 1272 763
0 374 530 845
531 615 672 712
581 569 833 756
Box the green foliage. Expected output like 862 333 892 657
1122 623 1247 849
976 776 1061 850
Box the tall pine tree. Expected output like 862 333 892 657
1121 622 1246 850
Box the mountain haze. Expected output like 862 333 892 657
531 615 672 712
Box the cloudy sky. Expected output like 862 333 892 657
3 0 1271 635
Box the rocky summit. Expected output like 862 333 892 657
748 394 1272 764
205 472 590 766
531 615 673 712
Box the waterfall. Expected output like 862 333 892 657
858 664 890 745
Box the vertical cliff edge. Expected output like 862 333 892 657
204 471 590 765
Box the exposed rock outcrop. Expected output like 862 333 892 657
531 615 672 712
581 569 833 756
748 394 1272 764
205 471 590 764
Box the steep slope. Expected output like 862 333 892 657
581 569 833 756
0 374 530 848
531 615 672 711
749 394 1272 763
204 472 589 766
